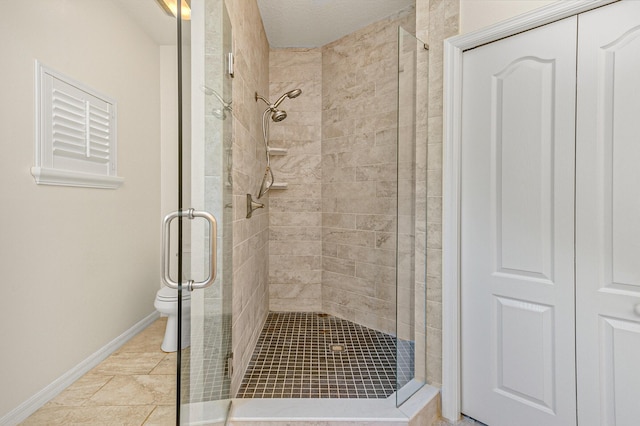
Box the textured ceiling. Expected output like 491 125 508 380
257 0 415 48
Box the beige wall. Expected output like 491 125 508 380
224 0 271 395
268 48 323 312
0 0 161 419
460 0 556 33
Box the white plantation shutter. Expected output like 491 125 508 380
32 62 123 189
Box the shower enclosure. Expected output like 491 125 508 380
170 2 430 423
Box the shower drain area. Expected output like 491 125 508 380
330 344 345 352
237 312 400 399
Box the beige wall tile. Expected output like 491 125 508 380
356 263 396 285
269 270 323 285
270 241 322 256
323 256 356 276
270 198 323 212
337 245 396 267
323 271 376 298
269 255 322 271
270 212 322 227
270 297 322 312
269 226 322 241
323 228 376 248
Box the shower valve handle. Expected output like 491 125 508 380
246 194 265 219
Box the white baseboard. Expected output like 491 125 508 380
0 311 160 426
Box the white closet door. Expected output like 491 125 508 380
460 17 577 426
576 2 640 425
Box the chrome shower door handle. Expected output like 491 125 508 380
162 209 218 291
190 209 218 290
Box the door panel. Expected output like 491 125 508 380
174 0 233 424
460 16 577 426
494 58 555 281
494 296 554 411
576 2 640 425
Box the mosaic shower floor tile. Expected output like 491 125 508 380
237 312 409 399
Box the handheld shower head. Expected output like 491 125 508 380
252 88 302 200
272 88 303 108
287 88 302 98
256 89 303 111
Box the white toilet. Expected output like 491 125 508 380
154 287 191 352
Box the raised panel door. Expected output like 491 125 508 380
460 16 577 426
576 2 640 424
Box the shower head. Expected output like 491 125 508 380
255 89 302 111
272 88 303 108
271 110 287 122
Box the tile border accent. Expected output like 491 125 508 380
0 311 160 426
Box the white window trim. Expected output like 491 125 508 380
32 61 124 189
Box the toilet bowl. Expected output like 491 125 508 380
154 286 191 352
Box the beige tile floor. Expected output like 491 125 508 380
21 318 176 426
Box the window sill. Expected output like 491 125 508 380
31 167 124 189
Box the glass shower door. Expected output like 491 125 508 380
396 26 429 406
169 1 233 424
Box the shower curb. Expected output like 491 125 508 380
183 385 440 425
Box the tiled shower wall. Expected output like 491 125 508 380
422 0 460 388
264 10 416 331
267 48 323 312
224 0 271 395
321 8 416 335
